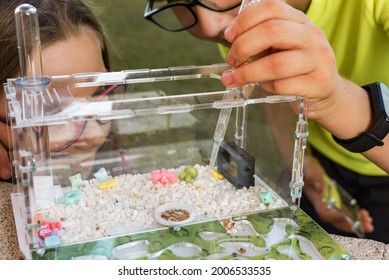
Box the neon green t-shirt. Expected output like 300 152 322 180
219 0 389 176
306 0 389 176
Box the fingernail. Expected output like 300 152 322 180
226 53 236 66
221 69 234 86
224 26 236 42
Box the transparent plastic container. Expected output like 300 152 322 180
4 3 351 260
5 63 351 260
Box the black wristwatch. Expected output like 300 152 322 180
332 82 389 153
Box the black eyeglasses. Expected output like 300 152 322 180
144 0 242 32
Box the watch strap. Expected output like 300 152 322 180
332 131 384 153
332 82 388 153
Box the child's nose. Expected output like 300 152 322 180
194 7 232 39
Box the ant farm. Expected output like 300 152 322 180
5 4 353 260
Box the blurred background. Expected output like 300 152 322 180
90 0 224 70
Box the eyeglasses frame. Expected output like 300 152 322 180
144 0 242 32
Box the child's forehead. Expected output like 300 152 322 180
41 30 105 76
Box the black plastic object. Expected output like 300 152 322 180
217 142 255 188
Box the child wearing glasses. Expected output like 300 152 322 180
144 0 389 243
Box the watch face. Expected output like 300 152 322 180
379 83 389 119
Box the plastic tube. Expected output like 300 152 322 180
15 4 47 86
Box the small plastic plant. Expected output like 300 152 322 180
179 166 198 183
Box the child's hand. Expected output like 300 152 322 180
0 121 11 180
303 154 374 234
221 0 341 122
221 0 374 150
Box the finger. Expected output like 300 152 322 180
0 121 12 180
222 49 315 89
225 0 307 42
0 121 10 150
0 143 11 180
359 209 374 233
226 19 314 67
260 75 314 98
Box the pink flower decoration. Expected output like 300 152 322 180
151 168 177 185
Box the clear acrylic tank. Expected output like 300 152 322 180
4 3 352 260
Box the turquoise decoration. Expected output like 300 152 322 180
94 167 109 182
44 235 61 247
59 189 83 205
259 191 274 205
68 173 84 188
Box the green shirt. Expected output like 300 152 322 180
306 0 389 176
219 0 389 176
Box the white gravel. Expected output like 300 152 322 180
38 165 286 244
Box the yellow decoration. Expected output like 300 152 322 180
99 178 119 190
212 169 224 179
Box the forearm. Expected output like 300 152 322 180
363 140 389 174
312 78 388 174
310 78 372 140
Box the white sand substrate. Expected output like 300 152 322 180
38 165 286 244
